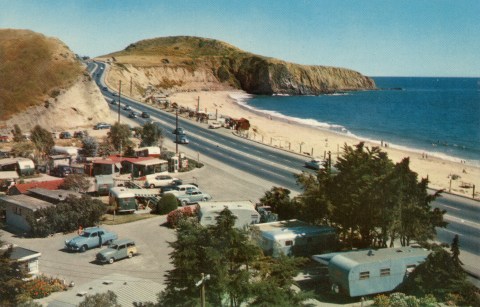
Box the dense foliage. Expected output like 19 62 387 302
292 142 445 249
59 174 90 193
81 136 99 157
166 206 197 228
108 123 133 152
78 290 121 307
155 193 178 215
0 241 29 306
30 125 54 158
156 209 307 306
140 122 164 147
27 195 106 237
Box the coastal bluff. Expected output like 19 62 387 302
97 36 375 96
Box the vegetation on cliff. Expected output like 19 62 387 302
0 29 82 120
103 36 375 95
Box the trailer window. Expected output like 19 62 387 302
285 240 293 246
380 268 390 276
359 271 370 280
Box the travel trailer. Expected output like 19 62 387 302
197 201 260 229
252 219 337 258
312 246 430 297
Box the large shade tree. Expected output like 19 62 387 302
295 142 445 249
107 123 133 152
30 125 54 159
140 122 163 147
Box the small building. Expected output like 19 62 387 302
0 171 19 192
197 201 260 229
7 179 65 196
135 146 161 158
312 247 431 297
130 158 168 178
251 219 337 258
0 194 55 232
7 246 42 279
27 188 82 204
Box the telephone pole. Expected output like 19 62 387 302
175 109 179 154
117 80 122 123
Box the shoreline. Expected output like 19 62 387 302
167 90 480 198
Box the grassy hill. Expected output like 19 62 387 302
0 29 82 121
100 36 375 95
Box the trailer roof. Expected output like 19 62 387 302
198 201 254 214
253 219 336 241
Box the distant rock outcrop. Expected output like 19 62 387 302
97 36 375 96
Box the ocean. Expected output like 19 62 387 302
238 77 480 166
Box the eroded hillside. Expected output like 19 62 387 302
97 36 375 97
0 29 112 131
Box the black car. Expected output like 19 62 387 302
59 132 72 139
141 112 150 118
128 112 137 118
172 127 185 135
51 165 72 177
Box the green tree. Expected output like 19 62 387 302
399 248 479 306
59 174 91 193
11 141 35 158
156 194 178 215
12 124 24 142
78 290 121 307
258 187 295 221
82 135 99 157
141 122 164 147
0 238 28 306
108 123 133 152
30 125 54 158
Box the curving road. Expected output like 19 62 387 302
88 61 480 258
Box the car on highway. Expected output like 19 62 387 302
208 122 222 129
110 100 117 105
141 112 150 118
123 105 132 111
176 190 212 206
102 86 108 91
59 131 72 139
94 122 112 130
128 111 137 118
175 134 189 144
144 174 179 188
305 158 325 170
96 239 137 264
172 127 185 135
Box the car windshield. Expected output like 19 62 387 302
81 232 91 237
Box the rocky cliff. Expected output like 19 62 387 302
97 36 375 97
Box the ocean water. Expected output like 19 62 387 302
237 77 480 165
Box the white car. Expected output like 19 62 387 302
208 122 222 129
164 184 200 196
144 174 179 188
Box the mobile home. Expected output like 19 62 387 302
252 219 337 258
197 201 260 229
108 187 138 213
312 247 430 297
0 158 35 176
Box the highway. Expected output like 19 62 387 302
88 61 480 257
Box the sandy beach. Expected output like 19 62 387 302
167 90 480 198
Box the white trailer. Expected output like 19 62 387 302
197 201 260 229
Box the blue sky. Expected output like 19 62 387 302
1 0 479 77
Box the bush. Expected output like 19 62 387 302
22 275 67 299
156 194 178 215
167 206 197 228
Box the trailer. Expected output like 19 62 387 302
109 186 161 213
0 158 35 176
197 201 260 229
252 219 337 258
312 247 430 297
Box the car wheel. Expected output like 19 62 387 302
181 200 188 206
150 184 155 188
108 258 114 264
128 252 133 258
105 240 112 245
79 245 87 253
202 197 208 202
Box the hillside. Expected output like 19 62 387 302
0 29 112 131
97 36 375 96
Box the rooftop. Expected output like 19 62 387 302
28 188 83 202
9 179 65 194
0 194 54 211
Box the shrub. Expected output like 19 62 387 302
156 194 178 215
22 275 67 299
167 206 197 228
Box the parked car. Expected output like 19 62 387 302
163 184 199 196
59 131 72 139
128 111 137 118
305 158 325 170
123 105 132 111
51 165 72 177
208 122 222 129
65 227 118 252
94 122 112 130
141 112 150 118
73 131 87 139
177 190 212 206
172 127 185 135
96 239 137 264
144 174 179 188
175 134 189 144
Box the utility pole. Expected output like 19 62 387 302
175 109 179 154
197 96 200 113
195 273 210 307
130 76 133 96
117 80 122 123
